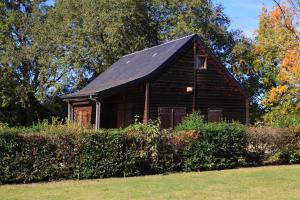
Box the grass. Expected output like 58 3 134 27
1 165 300 200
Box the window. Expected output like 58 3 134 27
158 107 186 129
207 108 223 122
196 54 207 70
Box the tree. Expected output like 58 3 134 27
45 0 159 88
47 0 237 90
0 1 62 125
230 35 263 122
149 0 236 64
255 3 300 123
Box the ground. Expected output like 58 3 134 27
0 165 300 200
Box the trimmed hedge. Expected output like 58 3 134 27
183 122 246 171
0 121 247 184
245 126 300 165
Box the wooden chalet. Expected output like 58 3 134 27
61 34 250 129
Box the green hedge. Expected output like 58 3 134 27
0 120 247 184
183 122 246 171
245 126 300 165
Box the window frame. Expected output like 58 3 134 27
196 53 208 70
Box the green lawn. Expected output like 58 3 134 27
1 165 300 200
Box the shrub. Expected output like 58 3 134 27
74 130 125 179
284 126 300 164
124 120 175 174
183 122 246 171
245 127 291 165
264 111 300 128
244 126 300 165
175 112 205 132
0 119 248 183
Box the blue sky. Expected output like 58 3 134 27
212 0 275 37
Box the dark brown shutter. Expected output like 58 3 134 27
158 107 172 129
173 108 186 127
158 107 186 129
208 109 223 122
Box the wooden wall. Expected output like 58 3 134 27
149 44 194 121
100 84 145 128
149 42 247 124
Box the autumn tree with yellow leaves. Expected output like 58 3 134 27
256 3 300 126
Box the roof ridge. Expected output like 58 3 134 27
122 34 196 57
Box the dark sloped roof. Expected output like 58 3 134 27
62 34 196 99
62 34 249 99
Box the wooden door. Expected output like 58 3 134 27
158 107 186 129
117 104 132 128
73 105 92 127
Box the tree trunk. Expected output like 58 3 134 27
24 93 37 126
25 103 34 126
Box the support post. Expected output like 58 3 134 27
67 101 73 122
95 100 101 130
143 82 150 123
193 40 197 112
245 98 250 125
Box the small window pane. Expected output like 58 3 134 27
196 55 202 69
196 54 207 70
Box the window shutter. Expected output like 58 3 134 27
158 107 186 129
208 109 223 122
158 107 172 129
173 108 186 127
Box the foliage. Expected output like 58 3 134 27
176 113 246 170
124 120 176 174
245 125 300 165
246 127 291 165
150 0 236 65
0 120 248 183
0 1 65 126
184 122 246 171
175 112 205 132
257 4 300 117
230 36 264 122
264 110 300 128
46 0 159 79
74 130 125 179
283 126 300 164
231 2 300 123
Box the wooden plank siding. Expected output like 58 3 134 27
100 84 145 128
149 42 246 124
149 44 194 120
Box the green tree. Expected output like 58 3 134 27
149 0 235 64
258 4 300 125
46 0 159 88
0 1 58 125
230 35 263 122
